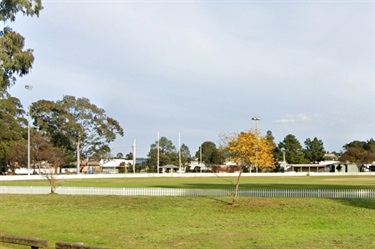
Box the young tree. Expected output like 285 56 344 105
304 137 325 163
30 131 66 173
222 130 276 203
32 95 124 173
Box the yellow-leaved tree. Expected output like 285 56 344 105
221 129 276 203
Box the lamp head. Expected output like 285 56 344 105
25 85 33 90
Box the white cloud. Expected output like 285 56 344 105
274 114 314 124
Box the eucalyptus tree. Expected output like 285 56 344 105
0 93 27 166
0 0 43 91
0 0 43 170
32 95 124 173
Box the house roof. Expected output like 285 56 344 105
160 165 179 169
99 159 133 167
289 164 330 167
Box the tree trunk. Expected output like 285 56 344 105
231 168 243 206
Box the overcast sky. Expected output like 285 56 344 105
7 0 375 157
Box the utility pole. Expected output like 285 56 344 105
25 85 33 176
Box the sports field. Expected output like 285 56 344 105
1 176 375 249
1 175 375 189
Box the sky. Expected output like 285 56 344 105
6 0 375 158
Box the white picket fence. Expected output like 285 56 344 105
1 186 375 198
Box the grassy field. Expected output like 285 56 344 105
1 176 375 249
1 175 375 189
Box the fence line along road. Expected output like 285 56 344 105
1 186 374 198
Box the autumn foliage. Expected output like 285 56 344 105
223 130 276 172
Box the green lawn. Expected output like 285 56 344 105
1 175 375 189
1 195 375 249
1 176 375 249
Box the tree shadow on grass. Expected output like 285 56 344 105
335 198 375 210
151 183 375 190
204 196 233 205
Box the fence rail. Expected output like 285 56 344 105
1 186 375 198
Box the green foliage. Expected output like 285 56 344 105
0 0 43 22
0 93 26 166
340 139 375 171
180 143 191 166
115 152 123 159
32 95 124 168
125 152 133 160
278 134 308 164
0 0 43 91
147 136 179 167
0 93 26 141
304 137 325 163
0 27 34 90
195 141 224 165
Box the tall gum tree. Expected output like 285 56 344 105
0 0 43 91
0 92 27 166
32 95 124 173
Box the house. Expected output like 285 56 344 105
287 164 331 173
189 160 210 172
80 160 100 174
160 165 180 173
287 161 359 173
99 159 133 174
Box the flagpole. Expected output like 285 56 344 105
133 139 136 174
179 133 181 173
157 132 160 174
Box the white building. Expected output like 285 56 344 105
99 159 133 173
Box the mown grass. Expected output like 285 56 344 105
1 175 375 190
1 195 375 249
1 176 375 248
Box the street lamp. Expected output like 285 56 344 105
252 116 261 173
251 116 261 132
25 85 33 176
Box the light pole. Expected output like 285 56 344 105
25 85 33 176
282 149 287 172
252 116 261 132
252 116 261 173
